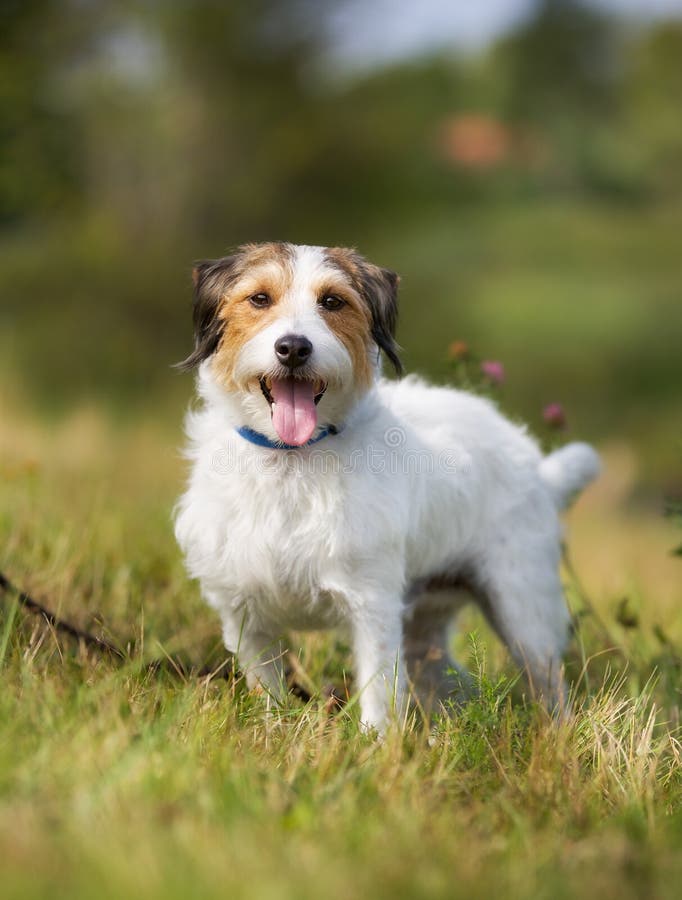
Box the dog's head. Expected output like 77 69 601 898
178 243 401 445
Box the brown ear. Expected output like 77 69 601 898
175 255 240 371
358 263 402 375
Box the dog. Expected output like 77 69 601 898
174 242 600 731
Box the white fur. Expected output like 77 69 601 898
539 443 601 508
175 245 600 731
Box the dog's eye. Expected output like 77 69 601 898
249 293 272 309
320 295 345 311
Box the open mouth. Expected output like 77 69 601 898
259 376 326 446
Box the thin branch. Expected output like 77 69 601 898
0 569 314 699
0 569 125 660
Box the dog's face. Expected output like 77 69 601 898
179 243 401 445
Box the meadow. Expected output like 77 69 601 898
1 373 680 900
2 6 682 895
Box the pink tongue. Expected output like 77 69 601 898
270 378 318 446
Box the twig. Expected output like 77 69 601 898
0 569 125 660
0 569 314 699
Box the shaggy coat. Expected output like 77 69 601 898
175 243 599 731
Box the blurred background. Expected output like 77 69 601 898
1 0 681 498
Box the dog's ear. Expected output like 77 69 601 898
358 263 402 375
175 255 240 371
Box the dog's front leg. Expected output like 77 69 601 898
221 615 287 708
240 631 287 706
350 606 407 734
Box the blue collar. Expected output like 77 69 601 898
236 424 342 450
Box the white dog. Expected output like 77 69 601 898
174 242 599 731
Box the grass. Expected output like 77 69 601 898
1 395 681 900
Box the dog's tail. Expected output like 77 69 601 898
539 442 600 509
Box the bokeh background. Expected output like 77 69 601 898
3 9 682 897
1 0 681 493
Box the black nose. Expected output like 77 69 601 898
274 334 313 369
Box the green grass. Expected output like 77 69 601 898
1 400 681 900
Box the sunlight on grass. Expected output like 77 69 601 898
1 397 681 899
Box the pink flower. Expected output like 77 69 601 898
480 360 505 385
543 403 566 429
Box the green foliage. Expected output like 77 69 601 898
665 500 682 557
1 1 681 486
0 0 85 223
494 0 620 120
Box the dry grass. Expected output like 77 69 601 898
1 396 681 900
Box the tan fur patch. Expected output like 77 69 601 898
210 244 294 389
315 274 374 388
325 246 401 375
322 248 378 386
